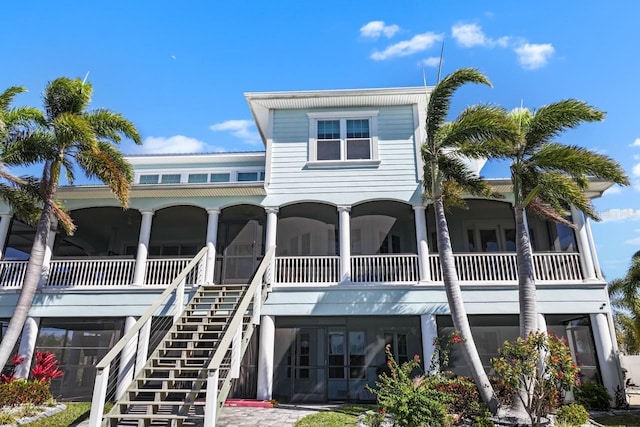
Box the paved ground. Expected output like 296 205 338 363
216 404 335 427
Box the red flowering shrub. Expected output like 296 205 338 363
31 352 63 382
0 351 62 406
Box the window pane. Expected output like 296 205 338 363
188 173 208 183
347 119 370 138
317 120 340 139
237 172 258 181
210 173 230 182
259 171 266 181
480 229 499 252
317 140 341 160
161 174 181 184
139 175 159 184
347 140 371 159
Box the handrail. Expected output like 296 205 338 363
207 246 274 372
95 247 208 370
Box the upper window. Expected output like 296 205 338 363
139 174 159 184
308 111 379 165
160 174 181 184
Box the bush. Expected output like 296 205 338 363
556 403 589 427
368 346 447 427
0 379 52 406
429 376 482 419
574 381 611 411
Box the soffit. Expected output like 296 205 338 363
56 184 266 200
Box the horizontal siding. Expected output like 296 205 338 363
269 106 420 204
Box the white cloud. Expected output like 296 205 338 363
603 186 622 196
135 135 219 154
629 138 640 147
360 21 400 39
600 208 640 222
419 57 441 68
451 23 510 48
625 236 640 245
633 163 640 177
210 119 261 145
514 43 555 70
371 32 443 61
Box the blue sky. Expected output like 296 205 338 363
2 1 640 280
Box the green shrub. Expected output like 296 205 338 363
429 376 482 419
574 381 611 411
0 379 52 406
556 403 589 426
368 346 447 427
0 411 16 425
472 408 495 427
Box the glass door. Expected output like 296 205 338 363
327 328 347 400
290 328 326 402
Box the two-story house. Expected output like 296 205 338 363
0 87 621 423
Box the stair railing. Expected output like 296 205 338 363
203 246 275 425
88 247 208 427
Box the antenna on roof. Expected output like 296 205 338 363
437 42 445 83
82 71 90 86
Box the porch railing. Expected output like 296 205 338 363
47 259 136 287
0 261 28 287
144 258 204 286
351 254 419 283
275 256 340 284
532 252 583 281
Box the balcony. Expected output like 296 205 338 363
0 251 585 290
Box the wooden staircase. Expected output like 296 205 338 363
102 284 252 426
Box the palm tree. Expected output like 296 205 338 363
0 77 142 372
495 101 629 338
609 253 640 354
423 68 517 413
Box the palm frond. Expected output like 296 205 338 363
530 172 596 220
426 68 491 142
439 154 497 199
76 141 133 207
530 143 630 186
2 131 57 166
44 78 92 120
51 112 97 150
524 99 605 153
86 109 142 145
0 87 27 111
0 181 41 226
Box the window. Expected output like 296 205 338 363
349 331 366 379
160 174 181 184
308 112 379 164
210 173 230 183
237 172 258 182
139 174 159 184
188 173 208 183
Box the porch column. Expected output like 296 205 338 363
265 208 278 285
40 218 58 286
571 206 596 280
584 217 603 279
537 313 547 333
338 206 351 282
204 209 220 284
132 210 154 286
116 316 138 399
14 316 39 379
413 205 430 282
257 314 275 400
591 313 622 400
0 213 12 259
420 314 437 373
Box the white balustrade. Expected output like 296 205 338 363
47 259 135 287
350 254 419 283
144 258 205 286
532 252 583 281
275 256 340 284
0 261 28 287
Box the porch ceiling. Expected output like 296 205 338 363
487 178 615 199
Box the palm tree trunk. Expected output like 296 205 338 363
434 196 499 413
515 206 537 337
0 171 57 373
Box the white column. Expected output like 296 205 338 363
264 208 278 285
257 315 275 400
591 313 622 400
571 206 596 280
420 314 437 373
116 316 138 399
537 313 547 333
0 213 12 260
338 206 351 282
132 210 154 286
14 316 39 379
584 217 602 279
413 205 430 282
39 218 58 286
205 209 220 284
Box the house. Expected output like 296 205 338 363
0 86 621 422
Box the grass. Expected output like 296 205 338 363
592 413 640 426
294 404 376 427
24 402 91 426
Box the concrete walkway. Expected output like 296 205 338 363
216 404 335 427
